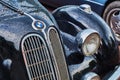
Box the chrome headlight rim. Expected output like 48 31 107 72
82 32 100 56
76 29 101 56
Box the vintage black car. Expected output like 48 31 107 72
0 0 119 80
39 0 120 43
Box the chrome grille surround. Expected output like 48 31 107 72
48 27 70 80
21 34 57 80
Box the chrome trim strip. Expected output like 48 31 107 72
24 13 46 30
108 66 120 80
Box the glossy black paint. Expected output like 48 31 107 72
39 0 108 15
53 5 120 75
0 1 100 80
0 0 119 80
0 0 65 80
0 15 54 80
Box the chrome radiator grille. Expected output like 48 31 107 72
49 28 70 80
21 34 57 80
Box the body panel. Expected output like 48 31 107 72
53 5 119 75
39 0 108 15
0 0 70 80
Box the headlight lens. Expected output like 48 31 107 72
82 33 100 56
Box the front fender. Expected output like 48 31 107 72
53 5 119 74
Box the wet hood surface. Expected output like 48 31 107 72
0 0 55 25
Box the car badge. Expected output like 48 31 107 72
34 20 45 29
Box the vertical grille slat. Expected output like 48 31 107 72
21 34 57 80
35 38 45 80
24 40 35 79
26 38 36 79
42 46 52 80
23 46 34 79
29 37 38 78
34 37 43 80
39 43 47 80
30 37 40 79
37 37 52 80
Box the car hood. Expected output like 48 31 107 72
0 0 57 26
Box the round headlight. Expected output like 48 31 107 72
82 33 100 56
76 29 100 56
